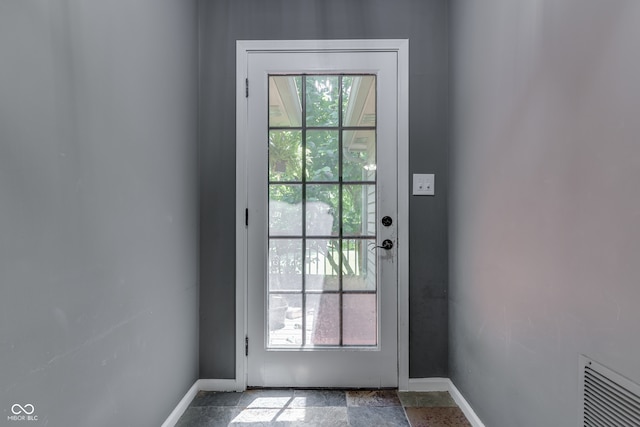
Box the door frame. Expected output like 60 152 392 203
235 39 409 390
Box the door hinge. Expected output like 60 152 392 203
245 336 249 356
245 78 249 98
245 208 249 226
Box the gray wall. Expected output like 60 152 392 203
199 0 450 378
450 1 640 426
0 1 198 426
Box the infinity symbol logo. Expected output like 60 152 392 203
11 404 35 415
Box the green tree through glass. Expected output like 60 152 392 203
269 75 375 284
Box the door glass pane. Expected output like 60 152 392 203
342 184 376 236
269 76 302 127
269 130 302 181
343 130 376 182
343 294 377 346
342 75 376 127
306 184 339 236
342 239 376 291
305 239 340 291
267 74 377 349
268 294 302 347
269 239 302 292
306 76 339 127
269 184 302 236
306 130 339 182
306 294 340 346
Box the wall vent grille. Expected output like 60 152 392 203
580 355 640 427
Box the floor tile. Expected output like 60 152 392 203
346 390 402 407
398 391 457 408
176 388 474 427
290 389 347 407
404 407 472 427
228 408 281 426
175 406 239 427
231 406 349 426
191 391 243 407
278 407 349 426
347 406 410 427
238 389 295 409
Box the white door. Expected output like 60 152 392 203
244 47 398 388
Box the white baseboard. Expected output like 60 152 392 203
406 378 485 427
162 379 245 427
198 378 245 392
406 377 450 392
447 381 485 427
161 381 199 427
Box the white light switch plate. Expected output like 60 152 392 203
413 173 435 196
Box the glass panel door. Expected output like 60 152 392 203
267 75 378 349
245 48 398 388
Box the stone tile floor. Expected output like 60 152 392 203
176 389 472 426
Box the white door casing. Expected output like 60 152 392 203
236 40 409 390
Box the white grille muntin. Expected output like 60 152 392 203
580 355 640 427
